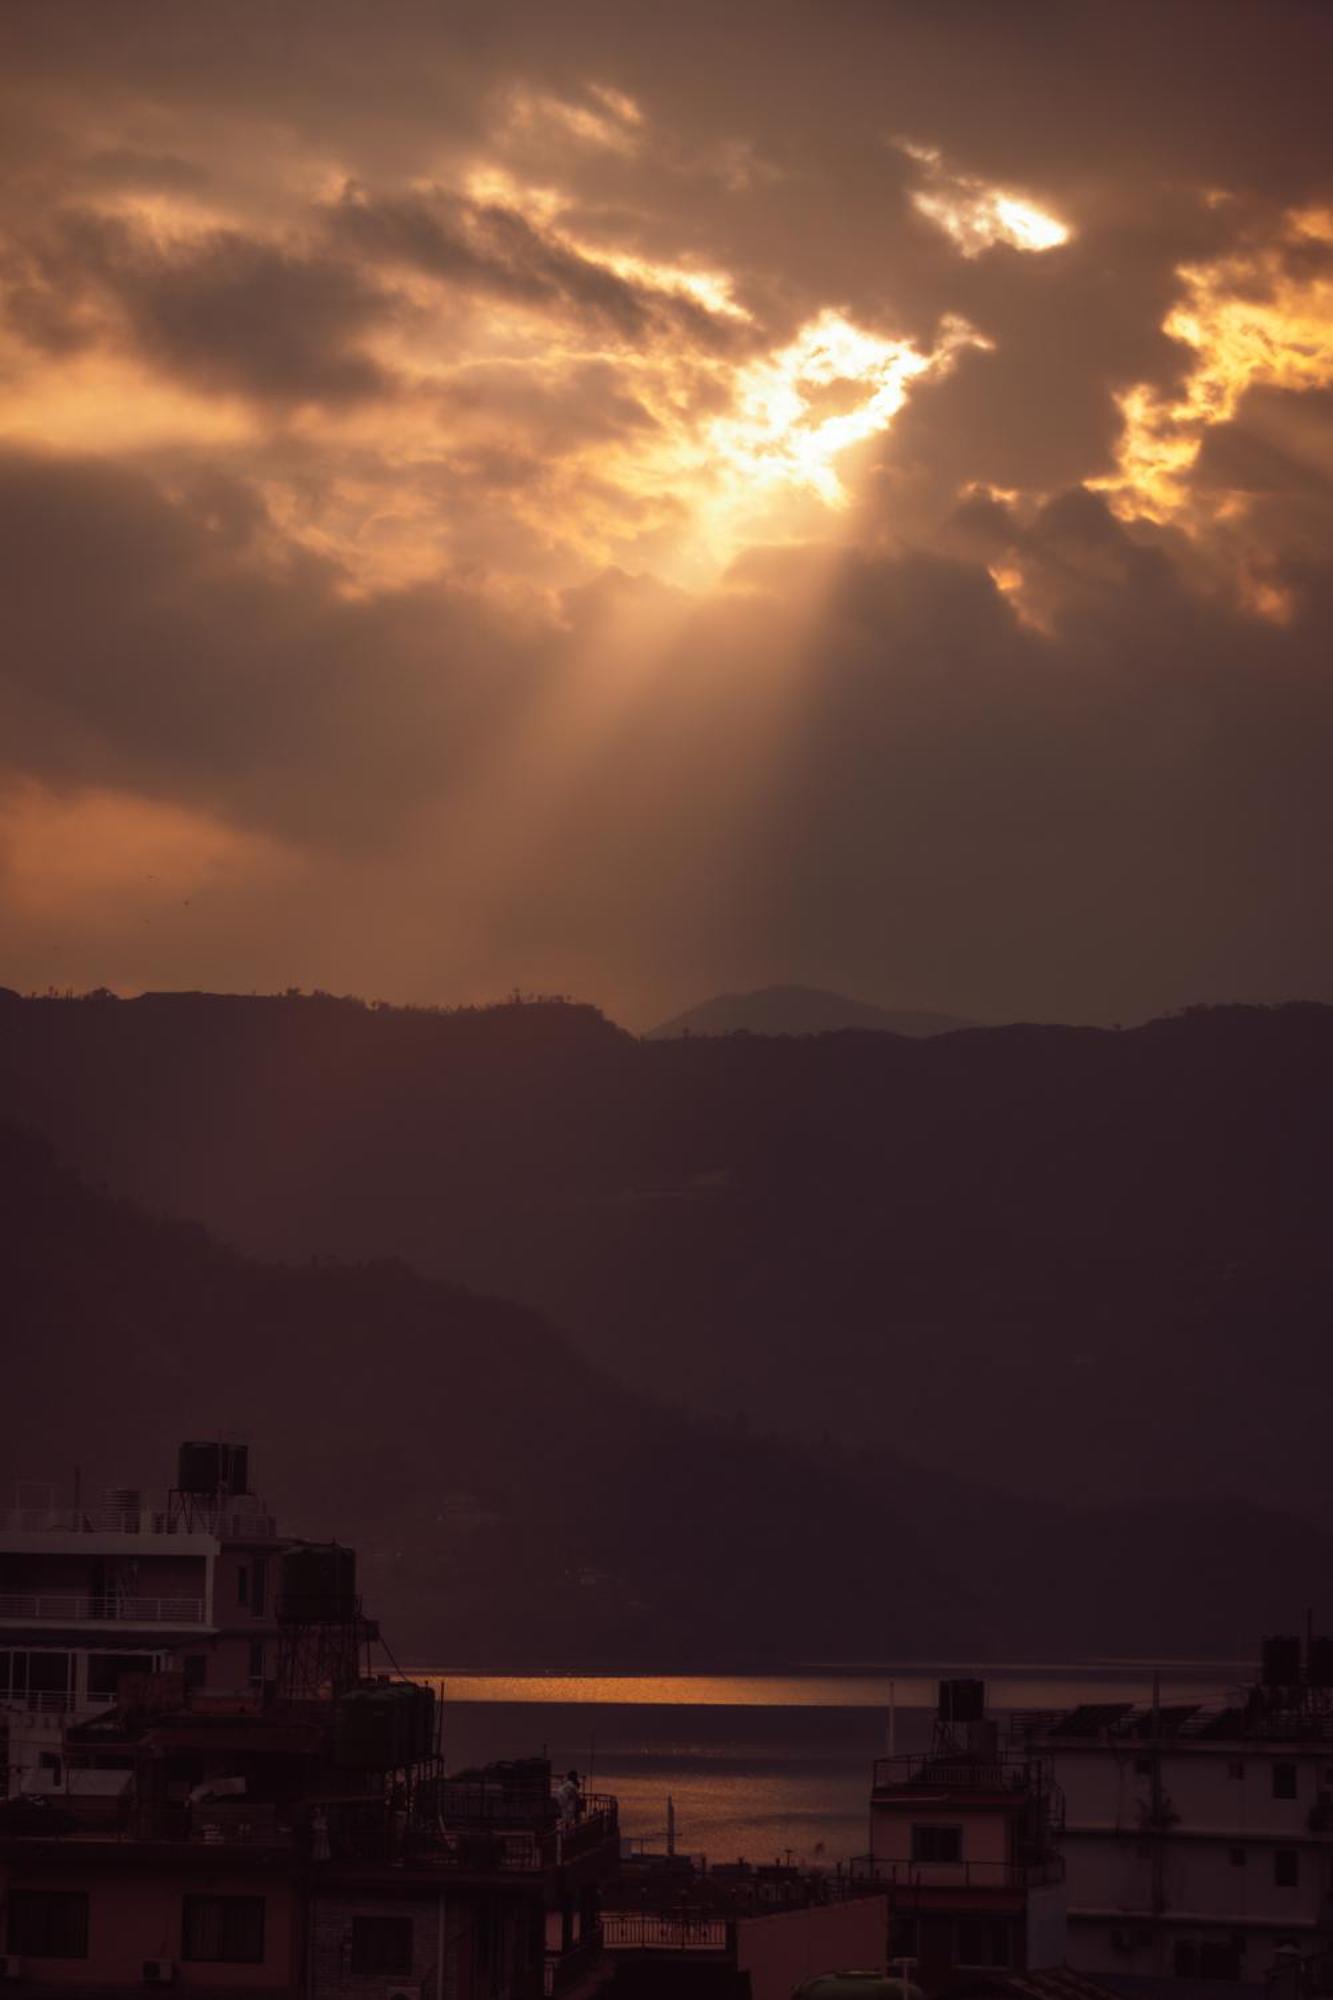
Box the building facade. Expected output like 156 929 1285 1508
0 1443 620 1999
1023 1641 1333 1987
856 1682 1067 1994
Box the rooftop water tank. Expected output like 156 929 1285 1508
938 1677 985 1724
1262 1635 1302 1687
278 1543 358 1624
177 1442 250 1496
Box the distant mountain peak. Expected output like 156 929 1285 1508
646 984 974 1040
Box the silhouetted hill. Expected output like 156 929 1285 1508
0 1119 966 1663
3 1119 1329 1660
0 991 1330 1535
647 986 974 1039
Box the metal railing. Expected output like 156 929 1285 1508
872 1755 1048 1793
2 1505 276 1539
602 1914 731 1953
0 1593 207 1624
431 1800 619 1873
848 1856 1064 1891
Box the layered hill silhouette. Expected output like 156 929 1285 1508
0 989 1330 1538
647 985 974 1039
2 1117 1328 1661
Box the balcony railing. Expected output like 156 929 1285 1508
602 1914 731 1953
848 1857 1065 1892
431 1799 619 1872
0 1593 207 1625
872 1755 1049 1794
2 1505 276 1539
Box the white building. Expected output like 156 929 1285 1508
1 1442 282 1798
1023 1646 1333 1988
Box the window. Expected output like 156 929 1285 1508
956 1919 1010 1968
38 1752 63 1784
26 1652 72 1696
7 1892 89 1959
183 1654 207 1691
350 1915 414 1975
237 1565 249 1605
1274 1850 1299 1889
1175 1940 1241 1980
1273 1761 1298 1799
251 1559 267 1616
248 1640 265 1683
1135 1756 1154 1776
182 1895 265 1964
911 1824 962 1864
1227 1760 1245 1780
1229 1846 1246 1867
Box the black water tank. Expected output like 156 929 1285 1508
177 1442 249 1495
335 1683 436 1768
939 1678 985 1723
279 1543 357 1623
1262 1635 1302 1687
1308 1638 1333 1688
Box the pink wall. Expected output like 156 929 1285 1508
736 1897 887 2000
0 1861 300 1988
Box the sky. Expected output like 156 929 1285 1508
0 0 1330 1030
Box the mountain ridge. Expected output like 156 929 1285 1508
3 1115 1329 1661
647 984 976 1040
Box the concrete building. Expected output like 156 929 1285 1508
602 1860 888 1999
855 1681 1067 1993
1 1441 286 1780
1021 1638 1333 1989
0 1442 621 1998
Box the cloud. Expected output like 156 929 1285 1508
0 0 1329 1023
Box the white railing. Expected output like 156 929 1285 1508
2 1505 276 1539
0 1594 206 1624
602 1915 730 1952
850 1856 1064 1890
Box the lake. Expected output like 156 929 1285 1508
413 1663 1250 1867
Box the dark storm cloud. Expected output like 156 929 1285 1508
0 451 540 845
41 210 394 404
325 185 745 349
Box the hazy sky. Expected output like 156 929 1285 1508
1 0 1330 1028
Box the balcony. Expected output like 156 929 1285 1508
432 1795 619 1873
2 1504 276 1539
0 1593 207 1626
602 1914 731 1954
848 1857 1065 1893
872 1755 1049 1795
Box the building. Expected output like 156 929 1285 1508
0 1442 621 1998
853 1680 1067 1993
1020 1638 1333 1990
1 1441 291 1772
603 1858 888 1999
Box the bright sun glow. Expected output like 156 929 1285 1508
706 308 988 506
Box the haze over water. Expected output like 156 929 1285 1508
421 1664 1250 1867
